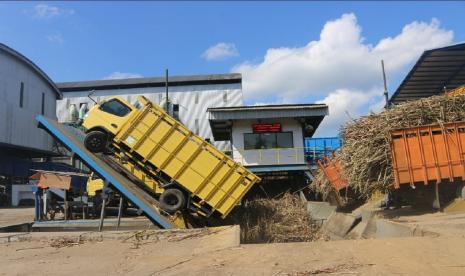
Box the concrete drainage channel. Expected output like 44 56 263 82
0 223 32 233
306 200 439 240
0 219 158 233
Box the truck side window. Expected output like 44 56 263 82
100 99 131 117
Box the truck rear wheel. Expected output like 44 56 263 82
84 131 107 153
159 189 186 214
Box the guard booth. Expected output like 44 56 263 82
208 103 328 197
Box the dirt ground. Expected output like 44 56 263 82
1 225 465 276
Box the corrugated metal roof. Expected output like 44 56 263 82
57 73 242 92
389 43 465 104
0 43 62 99
208 103 328 141
207 104 328 120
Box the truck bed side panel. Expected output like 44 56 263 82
115 100 260 217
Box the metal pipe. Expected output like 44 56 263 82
98 197 106 232
165 69 169 111
381 60 389 108
116 196 123 231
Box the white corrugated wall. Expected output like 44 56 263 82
56 83 243 151
0 49 57 152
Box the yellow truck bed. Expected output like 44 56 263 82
112 96 260 218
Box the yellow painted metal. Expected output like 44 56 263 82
87 175 104 197
83 96 260 218
86 158 164 197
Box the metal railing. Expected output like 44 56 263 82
232 145 340 166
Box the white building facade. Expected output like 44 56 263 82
230 118 306 166
56 74 243 151
208 104 328 170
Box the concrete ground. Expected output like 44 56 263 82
0 207 34 228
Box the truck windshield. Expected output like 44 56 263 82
100 99 131 117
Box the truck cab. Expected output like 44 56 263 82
82 97 136 152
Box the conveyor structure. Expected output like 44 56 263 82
36 115 176 229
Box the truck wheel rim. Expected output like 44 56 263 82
165 194 179 206
90 138 101 148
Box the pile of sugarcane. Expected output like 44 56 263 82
231 193 324 243
312 94 465 199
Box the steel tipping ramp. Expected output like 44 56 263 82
36 115 175 229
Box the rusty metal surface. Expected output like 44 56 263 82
318 156 348 191
390 121 465 188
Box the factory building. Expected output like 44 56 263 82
0 43 63 205
56 74 242 151
0 43 62 156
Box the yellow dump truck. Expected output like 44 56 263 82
81 96 260 218
87 157 163 197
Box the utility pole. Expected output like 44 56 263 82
165 69 169 112
381 60 389 108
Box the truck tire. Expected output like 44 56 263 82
84 131 107 153
159 189 186 213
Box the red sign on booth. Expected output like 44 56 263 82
253 123 281 133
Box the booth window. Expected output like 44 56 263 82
244 132 293 150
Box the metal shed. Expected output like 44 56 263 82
389 43 465 104
0 43 61 156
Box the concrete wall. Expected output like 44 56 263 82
57 83 242 151
231 118 305 166
0 50 57 152
11 185 34 206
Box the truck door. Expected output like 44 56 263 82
97 98 133 133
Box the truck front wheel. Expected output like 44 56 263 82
84 131 108 153
159 189 186 214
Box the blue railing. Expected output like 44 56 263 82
304 137 342 165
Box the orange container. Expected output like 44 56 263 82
317 156 348 191
390 121 465 188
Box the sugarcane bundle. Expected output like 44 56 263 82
313 94 465 199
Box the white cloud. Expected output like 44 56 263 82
314 88 381 136
47 34 64 44
34 4 75 19
233 13 453 136
103 72 143 80
202 42 239 61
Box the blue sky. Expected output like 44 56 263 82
1 1 465 136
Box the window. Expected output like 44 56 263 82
100 99 131 117
195 93 199 104
41 93 45 115
244 132 294 150
261 133 277 148
223 91 228 103
19 82 24 108
277 132 293 148
244 133 260 150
